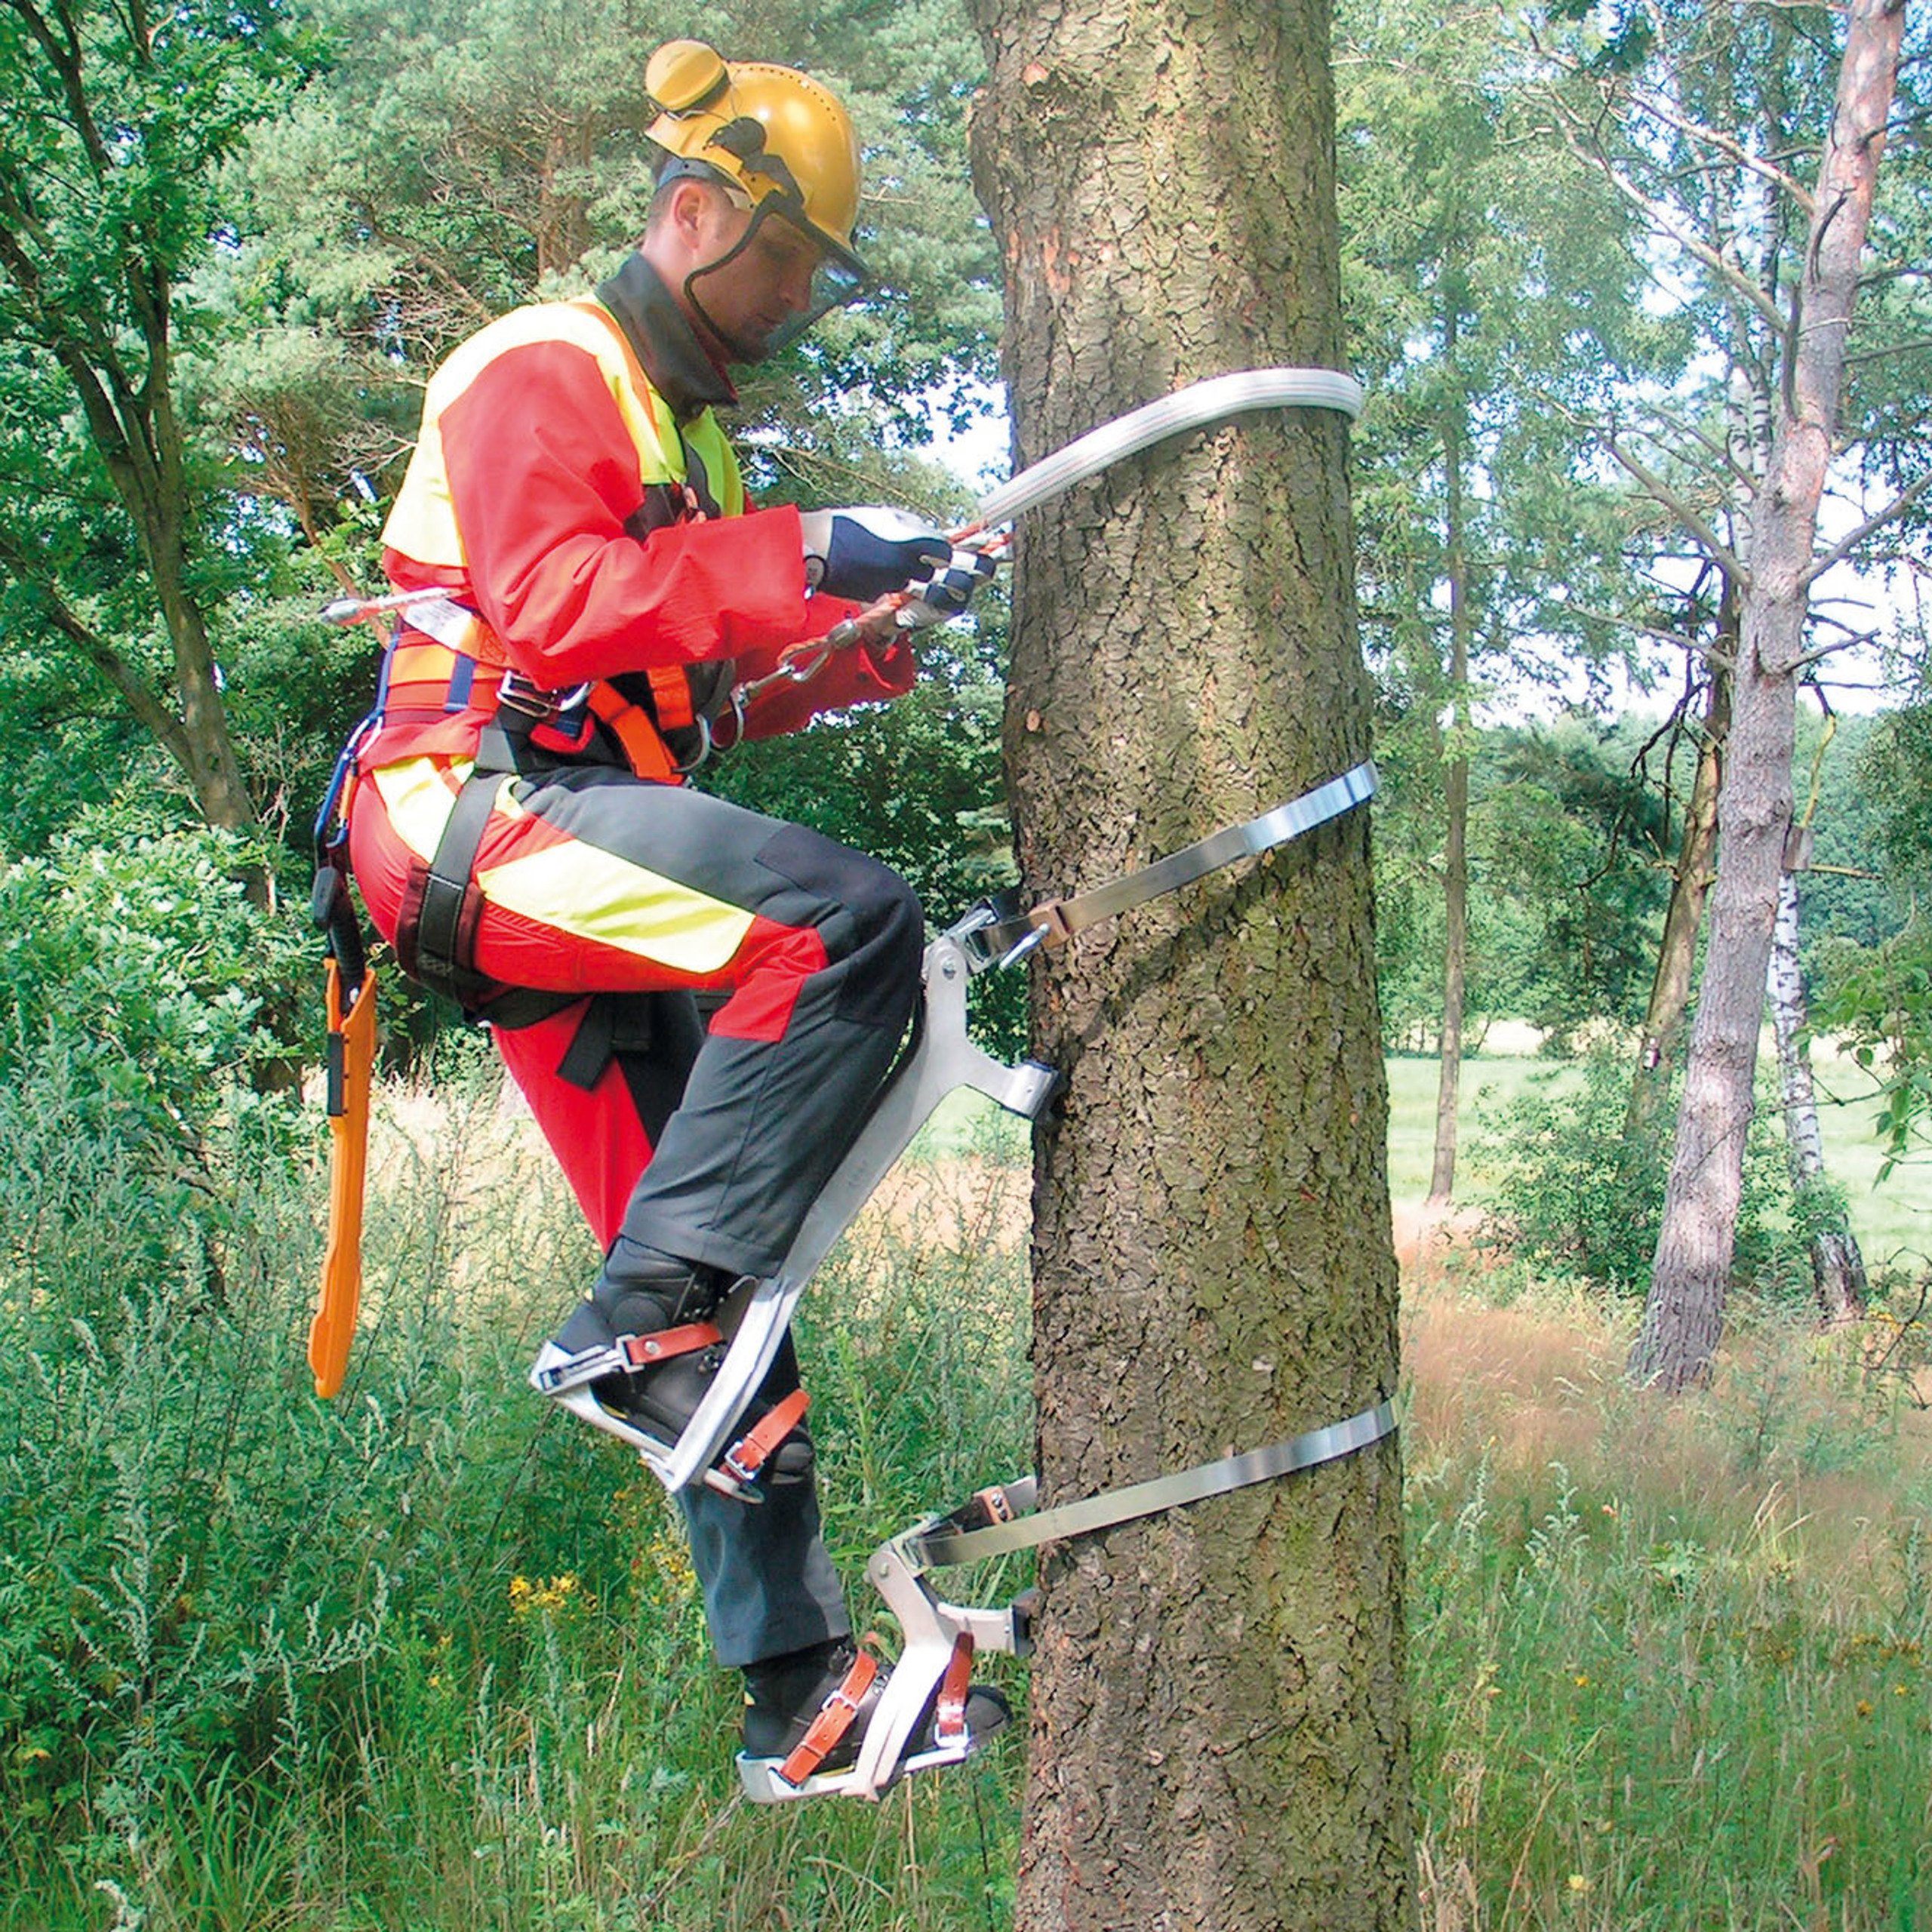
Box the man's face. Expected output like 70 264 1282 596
686 193 826 365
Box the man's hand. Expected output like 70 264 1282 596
897 542 1000 626
801 507 949 604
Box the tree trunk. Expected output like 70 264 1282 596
1630 0 1901 1392
1625 660 1730 1146
968 2 1411 1925
1767 863 1868 1321
1429 740 1469 1202
1429 350 1472 1205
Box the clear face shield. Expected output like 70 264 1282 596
674 161 869 364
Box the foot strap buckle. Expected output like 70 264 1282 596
723 1386 812 1487
777 1649 879 1788
531 1321 722 1396
931 1635 974 1749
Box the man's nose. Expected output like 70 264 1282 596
783 256 816 312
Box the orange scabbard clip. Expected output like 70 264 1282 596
309 958 378 1398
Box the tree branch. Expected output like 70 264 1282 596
1599 429 1747 580
1798 469 1932 589
5 0 111 175
0 532 190 769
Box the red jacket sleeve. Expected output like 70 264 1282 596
430 338 823 688
732 631 918 740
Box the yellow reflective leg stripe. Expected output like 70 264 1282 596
369 757 755 978
476 843 754 977
371 756 494 860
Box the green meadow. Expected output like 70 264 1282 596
3 1048 1928 1930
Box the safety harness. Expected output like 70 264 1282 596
373 597 691 1017
306 592 713 1395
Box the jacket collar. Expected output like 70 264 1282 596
595 253 737 423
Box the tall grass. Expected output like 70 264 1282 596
1406 1288 1932 1930
5 1050 1931 1928
0 1058 1030 1931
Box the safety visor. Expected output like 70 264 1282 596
669 159 870 363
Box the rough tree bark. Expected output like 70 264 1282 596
1629 0 1903 1391
967 0 1411 1926
1767 861 1868 1321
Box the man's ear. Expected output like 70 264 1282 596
664 177 712 251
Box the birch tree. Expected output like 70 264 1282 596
1549 0 1916 1389
1769 860 1869 1319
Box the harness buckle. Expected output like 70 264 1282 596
498 671 592 722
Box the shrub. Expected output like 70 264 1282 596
1472 1050 1812 1300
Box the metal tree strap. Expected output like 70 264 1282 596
959 761 1377 971
907 1398 1400 1571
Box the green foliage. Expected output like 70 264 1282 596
0 1057 1029 1924
1481 723 1672 1045
1819 920 1932 1180
0 0 321 826
0 807 312 1188
1817 703 1932 1175
1373 712 1672 1050
1474 1051 1817 1300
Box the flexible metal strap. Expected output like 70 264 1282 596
909 1396 1398 1570
961 761 1376 970
971 368 1366 531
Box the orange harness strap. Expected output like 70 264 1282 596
382 625 683 785
585 680 680 782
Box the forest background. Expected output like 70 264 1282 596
3 0 1932 1924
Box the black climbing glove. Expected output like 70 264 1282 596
800 507 951 605
897 541 1000 625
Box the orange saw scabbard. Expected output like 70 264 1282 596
310 958 378 1398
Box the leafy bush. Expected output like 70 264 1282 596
1472 1051 1814 1300
0 810 311 1118
1818 917 1932 1178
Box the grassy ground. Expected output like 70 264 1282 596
5 1045 1930 1928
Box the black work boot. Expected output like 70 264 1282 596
740 1639 1011 1777
548 1251 815 1482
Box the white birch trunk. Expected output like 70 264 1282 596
1630 0 1904 1390
1767 866 1868 1322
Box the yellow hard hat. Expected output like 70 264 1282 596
645 41 866 275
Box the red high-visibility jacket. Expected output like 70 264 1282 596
363 282 911 776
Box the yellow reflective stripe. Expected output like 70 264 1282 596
371 758 475 861
372 755 752 974
476 842 755 977
681 409 746 516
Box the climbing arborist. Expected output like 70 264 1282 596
338 40 1006 1787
